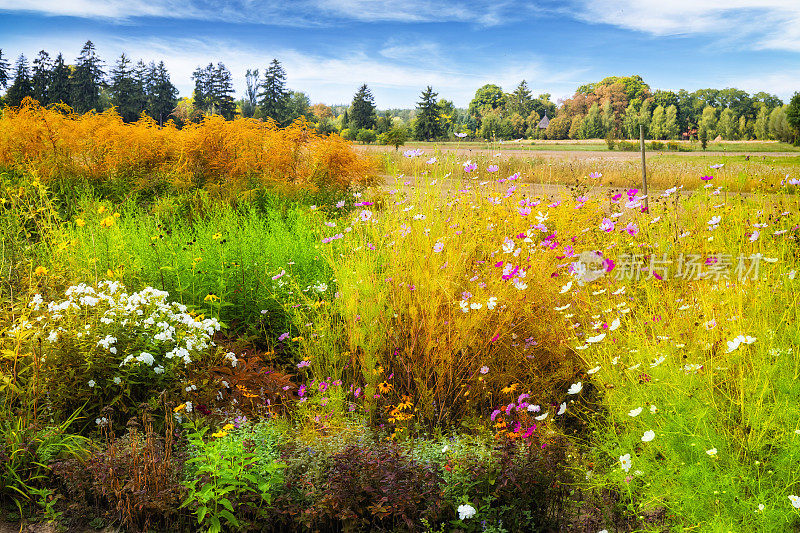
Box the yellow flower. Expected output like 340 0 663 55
174 403 186 413
378 381 393 394
212 232 222 240
211 430 229 438
97 206 106 214
501 383 518 394
75 218 86 227
223 423 235 431
113 212 121 218
204 293 220 302
34 266 48 276
100 216 116 228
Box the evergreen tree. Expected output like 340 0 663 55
0 49 10 90
191 64 213 115
414 86 443 140
71 40 104 113
31 50 51 104
110 54 139 122
507 80 534 117
48 53 71 106
5 55 33 107
147 61 177 125
285 90 311 122
212 62 236 119
132 60 150 116
349 84 377 130
259 59 289 123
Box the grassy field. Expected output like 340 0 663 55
359 139 800 154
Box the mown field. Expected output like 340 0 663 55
1 101 800 532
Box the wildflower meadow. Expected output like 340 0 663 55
1 99 800 533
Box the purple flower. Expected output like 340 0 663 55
589 171 602 179
701 175 714 181
491 409 502 421
278 332 290 341
298 385 306 397
319 381 329 393
297 360 311 369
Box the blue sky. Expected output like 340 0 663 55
1 1 799 108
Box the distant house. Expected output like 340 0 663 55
537 112 550 129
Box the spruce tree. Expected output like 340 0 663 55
507 80 534 117
259 59 289 123
110 54 139 122
191 64 212 115
147 62 177 125
31 50 51 104
213 63 236 120
48 53 71 106
71 40 104 113
5 55 33 107
132 60 150 117
0 49 10 90
349 84 376 130
414 86 443 140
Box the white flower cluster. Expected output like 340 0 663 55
15 281 221 378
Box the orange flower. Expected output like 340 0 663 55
34 265 48 276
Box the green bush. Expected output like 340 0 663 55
356 129 377 144
649 140 665 150
340 128 355 140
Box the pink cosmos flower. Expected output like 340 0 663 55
297 360 311 369
518 206 532 216
599 218 615 232
272 270 286 280
487 165 499 172
701 175 714 181
589 171 602 179
480 366 489 374
359 209 372 222
433 241 444 253
611 193 622 203
624 222 639 236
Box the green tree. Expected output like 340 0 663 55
623 102 639 139
285 90 312 122
568 115 583 139
379 125 408 150
479 110 503 140
582 103 604 138
5 55 33 107
468 84 506 123
259 59 289 123
192 63 235 119
110 54 140 122
241 69 259 118
786 92 800 144
147 61 177 125
717 108 737 140
544 113 570 140
754 105 769 140
698 106 718 138
650 105 666 139
664 105 679 140
48 53 71 106
738 115 750 140
507 80 534 117
349 84 377 130
30 50 51 104
768 106 792 142
414 85 443 140
70 40 104 113
0 49 10 91
356 128 377 143
638 99 652 138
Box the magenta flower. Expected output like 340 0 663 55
624 223 639 236
548 200 561 208
272 269 286 280
298 384 306 397
319 381 329 393
589 171 602 179
611 193 622 203
701 175 714 181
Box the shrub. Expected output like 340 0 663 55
356 129 377 144
320 443 445 531
649 141 665 150
617 141 639 151
8 281 220 422
340 128 356 140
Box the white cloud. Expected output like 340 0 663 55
0 0 520 26
570 0 800 52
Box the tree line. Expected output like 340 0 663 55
1 44 798 143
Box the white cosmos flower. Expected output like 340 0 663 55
587 366 601 374
567 382 583 395
619 453 632 472
650 355 666 367
642 430 656 442
628 407 643 417
609 318 621 331
554 303 571 311
535 412 548 421
560 281 573 294
706 448 718 457
789 495 800 509
586 333 606 343
650 405 658 414
557 402 567 415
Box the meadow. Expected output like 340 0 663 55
1 101 800 532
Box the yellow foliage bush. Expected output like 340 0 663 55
0 98 374 198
